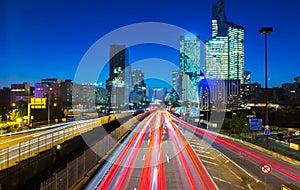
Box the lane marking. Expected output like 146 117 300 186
201 159 219 166
213 176 230 184
214 148 261 183
211 149 244 182
198 154 215 160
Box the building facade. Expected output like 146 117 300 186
207 0 244 83
106 45 130 108
207 79 241 109
179 35 201 103
11 83 31 104
130 70 146 104
148 88 167 102
204 0 244 109
205 36 229 79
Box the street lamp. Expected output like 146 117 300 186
259 27 273 127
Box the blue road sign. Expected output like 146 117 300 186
250 119 263 131
264 129 271 135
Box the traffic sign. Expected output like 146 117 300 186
264 129 271 135
260 163 272 175
249 119 263 131
30 98 47 109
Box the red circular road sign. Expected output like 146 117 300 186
260 163 272 175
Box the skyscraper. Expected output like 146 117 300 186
228 26 244 81
205 36 229 79
130 70 146 104
207 0 244 83
212 0 228 37
179 35 201 103
205 0 244 109
172 70 183 99
106 45 130 108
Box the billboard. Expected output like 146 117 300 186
249 119 263 131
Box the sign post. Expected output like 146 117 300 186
260 163 272 190
264 125 271 148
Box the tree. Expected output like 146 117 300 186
230 113 250 134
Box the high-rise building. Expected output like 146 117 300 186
132 70 144 88
130 70 146 104
205 36 229 79
106 45 130 108
212 0 228 37
180 35 201 82
179 35 201 103
172 70 184 100
228 26 244 81
205 0 244 109
207 0 244 83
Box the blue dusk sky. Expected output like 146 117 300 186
0 0 299 89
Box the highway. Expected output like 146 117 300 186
3 109 298 189
87 110 300 190
89 110 217 189
172 116 300 190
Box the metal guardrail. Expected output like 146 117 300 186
0 113 130 171
40 112 148 190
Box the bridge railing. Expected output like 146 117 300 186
40 112 149 190
0 113 130 171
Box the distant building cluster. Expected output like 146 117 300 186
0 79 108 113
172 0 245 110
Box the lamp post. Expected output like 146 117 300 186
259 27 273 127
259 27 273 149
48 95 50 125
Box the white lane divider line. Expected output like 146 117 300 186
201 159 219 166
213 176 228 183
198 154 215 160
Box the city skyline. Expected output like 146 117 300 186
1 0 300 88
